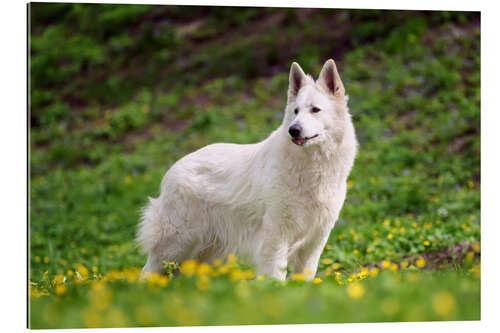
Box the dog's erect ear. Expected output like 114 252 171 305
317 59 345 98
288 62 307 102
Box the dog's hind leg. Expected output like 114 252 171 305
142 253 164 275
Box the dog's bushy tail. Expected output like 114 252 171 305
136 197 164 255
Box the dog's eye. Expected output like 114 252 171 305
294 108 299 114
312 106 321 113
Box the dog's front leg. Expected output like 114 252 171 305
255 212 288 280
293 231 330 280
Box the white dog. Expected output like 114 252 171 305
137 59 357 280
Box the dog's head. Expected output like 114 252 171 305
283 59 348 148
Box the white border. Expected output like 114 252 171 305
2 0 498 332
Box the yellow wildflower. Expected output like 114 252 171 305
387 234 393 240
423 240 430 246
291 273 306 281
257 275 265 281
468 264 480 279
197 262 213 276
76 264 89 280
53 274 65 285
55 284 67 295
415 258 425 268
432 291 456 318
370 267 380 277
472 242 480 253
389 263 399 271
180 259 198 277
304 268 313 276
381 260 391 269
230 268 245 281
465 252 475 262
313 277 322 284
347 180 354 189
347 283 365 299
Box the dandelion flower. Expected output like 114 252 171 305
432 291 456 318
416 258 425 268
313 277 322 284
347 283 365 299
55 284 67 295
465 252 475 262
180 260 198 277
381 260 391 269
423 240 430 246
76 264 89 280
197 262 213 276
291 273 306 281
472 242 480 253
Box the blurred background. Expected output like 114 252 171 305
29 3 480 328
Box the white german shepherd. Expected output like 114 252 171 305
137 59 357 280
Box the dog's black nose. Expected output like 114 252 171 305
288 124 302 138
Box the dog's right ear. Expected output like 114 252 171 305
288 62 307 102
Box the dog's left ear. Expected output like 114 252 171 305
317 59 345 99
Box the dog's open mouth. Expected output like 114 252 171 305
291 134 319 146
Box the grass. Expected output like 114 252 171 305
29 4 480 328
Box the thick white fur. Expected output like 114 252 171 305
137 59 357 280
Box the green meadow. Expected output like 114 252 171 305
29 4 480 328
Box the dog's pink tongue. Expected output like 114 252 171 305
292 138 306 145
